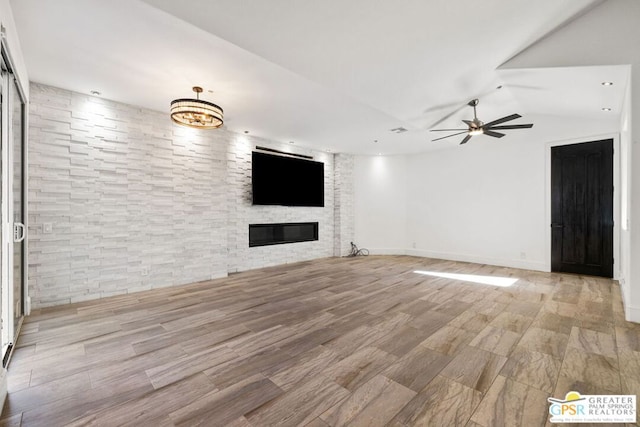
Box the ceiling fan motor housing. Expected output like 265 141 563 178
471 118 483 128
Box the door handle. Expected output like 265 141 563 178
13 223 25 242
551 223 564 228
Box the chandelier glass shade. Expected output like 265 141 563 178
170 86 224 129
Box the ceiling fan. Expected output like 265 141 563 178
430 99 533 145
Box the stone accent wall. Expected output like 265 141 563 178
334 153 355 256
28 84 229 307
226 135 335 272
28 83 354 308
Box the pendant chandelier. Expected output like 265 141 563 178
170 86 224 129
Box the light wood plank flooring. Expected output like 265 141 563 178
1 255 638 426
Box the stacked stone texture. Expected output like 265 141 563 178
28 83 355 308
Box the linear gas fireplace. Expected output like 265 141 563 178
249 222 319 247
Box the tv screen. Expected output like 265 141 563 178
252 151 324 207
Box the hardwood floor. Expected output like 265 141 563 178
1 255 638 426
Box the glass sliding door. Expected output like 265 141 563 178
11 76 24 337
0 43 27 365
0 57 7 360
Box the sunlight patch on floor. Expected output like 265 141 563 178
413 270 518 287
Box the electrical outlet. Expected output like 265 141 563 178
520 252 527 259
412 242 416 248
141 266 150 276
43 223 53 234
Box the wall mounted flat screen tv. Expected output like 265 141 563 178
252 151 324 207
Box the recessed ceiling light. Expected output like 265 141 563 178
289 141 295 144
601 82 614 86
373 140 378 143
244 130 249 134
602 107 612 112
496 85 503 90
90 90 101 96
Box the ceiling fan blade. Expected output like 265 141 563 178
483 113 521 128
432 131 468 142
459 135 472 145
420 86 505 128
427 104 469 129
483 130 505 138
430 128 468 132
487 124 534 130
462 119 474 126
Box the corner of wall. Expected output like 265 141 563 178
334 153 355 257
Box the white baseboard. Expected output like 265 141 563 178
626 303 640 324
404 249 548 272
366 247 407 256
363 247 548 271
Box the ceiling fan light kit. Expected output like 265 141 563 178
170 86 224 129
430 98 533 145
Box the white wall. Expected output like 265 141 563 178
620 79 632 315
405 131 546 270
629 68 640 321
354 155 407 253
354 115 619 271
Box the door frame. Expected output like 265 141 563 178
545 133 620 278
9 73 28 333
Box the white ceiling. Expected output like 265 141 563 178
10 0 628 154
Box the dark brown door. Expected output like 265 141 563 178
551 139 613 277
